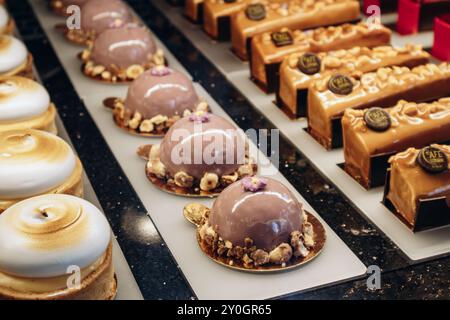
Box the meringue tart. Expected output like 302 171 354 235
0 194 116 300
0 129 84 213
0 35 33 79
0 77 57 134
0 5 14 35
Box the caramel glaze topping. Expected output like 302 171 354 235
308 63 450 149
342 99 450 188
387 144 450 225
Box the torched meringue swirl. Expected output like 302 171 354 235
0 35 27 74
0 77 51 122
0 129 76 200
0 6 8 31
0 194 111 278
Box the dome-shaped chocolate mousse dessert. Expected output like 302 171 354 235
142 112 257 196
111 66 204 136
194 177 320 270
81 24 165 83
64 0 132 44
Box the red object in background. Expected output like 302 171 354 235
432 14 450 61
397 0 450 35
363 0 381 15
397 0 422 34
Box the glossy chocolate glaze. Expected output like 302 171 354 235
159 114 245 179
124 68 199 119
90 24 156 70
387 145 450 226
210 177 303 251
342 99 450 188
80 0 132 34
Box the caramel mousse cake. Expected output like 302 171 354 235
308 63 450 150
203 0 255 40
278 44 429 118
0 4 14 35
0 129 84 213
0 194 116 300
64 0 132 45
0 35 33 79
0 77 57 134
80 24 165 83
140 112 257 197
385 145 450 231
251 22 392 93
185 177 324 271
342 99 450 189
231 0 361 60
185 0 204 24
108 66 204 136
50 0 91 16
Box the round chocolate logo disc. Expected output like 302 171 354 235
224 0 236 3
245 4 266 21
297 53 321 75
417 146 448 174
271 31 293 47
327 74 353 95
364 107 391 132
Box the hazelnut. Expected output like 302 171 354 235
101 71 112 80
150 115 168 125
323 56 341 69
251 249 270 266
237 164 254 178
139 120 155 133
174 171 194 188
291 231 310 258
220 172 239 186
126 65 145 80
92 65 105 76
128 112 142 130
183 109 192 117
149 144 160 162
269 243 293 265
148 160 166 179
195 101 209 112
200 173 219 191
153 49 165 66
81 49 90 61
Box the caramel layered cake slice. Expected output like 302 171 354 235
342 99 450 189
278 44 429 118
0 4 14 35
0 35 33 79
0 194 116 300
185 0 204 23
183 177 325 271
231 0 361 61
251 22 391 93
308 63 450 150
384 145 450 232
80 24 165 83
203 0 254 41
0 77 57 134
0 130 84 213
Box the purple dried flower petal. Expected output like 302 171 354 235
189 111 212 123
150 66 172 77
242 177 267 192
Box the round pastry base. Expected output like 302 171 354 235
145 169 222 198
108 273 118 300
196 211 326 273
49 0 68 17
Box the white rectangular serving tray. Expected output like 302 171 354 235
31 0 366 299
151 1 450 261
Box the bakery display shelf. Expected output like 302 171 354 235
28 0 367 299
150 1 450 261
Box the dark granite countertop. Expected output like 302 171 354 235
7 0 449 300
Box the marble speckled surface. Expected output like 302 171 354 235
7 0 450 299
